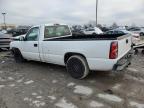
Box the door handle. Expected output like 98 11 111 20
34 43 38 47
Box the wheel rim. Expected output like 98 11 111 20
67 58 85 79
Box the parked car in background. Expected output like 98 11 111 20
82 27 103 35
11 23 132 79
7 28 29 37
7 26 31 37
128 27 144 36
0 31 3 35
105 29 140 44
0 34 12 50
0 30 7 34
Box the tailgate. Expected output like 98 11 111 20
118 34 132 58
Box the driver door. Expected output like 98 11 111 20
21 27 40 61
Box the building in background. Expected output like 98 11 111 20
0 24 16 30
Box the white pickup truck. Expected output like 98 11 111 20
10 24 132 79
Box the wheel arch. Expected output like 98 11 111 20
64 52 87 64
11 47 23 57
11 47 20 53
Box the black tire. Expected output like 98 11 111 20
6 47 10 50
92 33 96 35
142 50 144 55
12 49 25 63
134 49 139 55
140 32 144 36
66 55 89 79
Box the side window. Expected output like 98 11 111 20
107 31 113 34
114 31 119 34
55 26 71 36
117 31 124 34
25 27 39 41
44 25 71 38
89 29 95 31
44 26 55 38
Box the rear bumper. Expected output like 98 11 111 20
113 50 133 71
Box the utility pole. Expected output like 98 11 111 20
2 13 7 30
96 0 98 27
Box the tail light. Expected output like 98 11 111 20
109 41 118 59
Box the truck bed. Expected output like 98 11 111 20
46 34 127 41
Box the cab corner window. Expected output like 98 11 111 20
25 27 39 41
44 25 71 39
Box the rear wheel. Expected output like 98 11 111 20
66 55 89 79
134 49 139 55
12 49 26 63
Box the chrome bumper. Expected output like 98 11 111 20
113 50 133 71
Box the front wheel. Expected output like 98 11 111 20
12 49 26 63
66 55 89 79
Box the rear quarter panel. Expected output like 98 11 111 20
41 40 112 67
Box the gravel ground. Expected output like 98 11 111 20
0 50 144 108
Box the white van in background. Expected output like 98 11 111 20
82 27 103 35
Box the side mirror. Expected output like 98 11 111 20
19 36 25 41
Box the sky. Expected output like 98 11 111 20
0 0 144 26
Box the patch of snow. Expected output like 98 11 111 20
112 84 121 90
0 85 5 88
24 97 32 102
89 101 104 108
24 97 45 107
1 61 5 64
52 80 58 84
55 97 77 108
32 93 37 96
48 96 56 100
127 68 138 72
32 100 45 107
36 96 42 99
97 94 122 102
9 84 15 87
130 101 144 108
67 82 75 87
17 78 24 83
24 80 34 85
74 85 93 96
8 77 14 81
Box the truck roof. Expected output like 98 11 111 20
33 23 68 27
